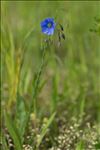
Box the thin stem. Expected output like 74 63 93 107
32 47 46 115
23 46 46 142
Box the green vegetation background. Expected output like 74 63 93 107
1 1 100 150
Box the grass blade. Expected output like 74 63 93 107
1 131 9 150
76 141 84 150
36 112 56 148
4 111 22 150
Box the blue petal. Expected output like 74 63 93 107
48 28 54 35
41 18 56 35
41 21 47 28
47 18 54 22
42 27 48 34
42 27 54 35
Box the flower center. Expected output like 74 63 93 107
47 23 52 28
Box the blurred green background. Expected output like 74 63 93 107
1 1 100 150
1 1 100 120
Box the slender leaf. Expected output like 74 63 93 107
4 112 22 150
37 112 56 148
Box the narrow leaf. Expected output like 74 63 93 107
4 112 22 150
37 112 56 148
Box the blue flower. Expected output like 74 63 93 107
41 18 56 35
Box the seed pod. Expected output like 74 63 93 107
62 33 65 40
58 32 61 41
59 24 64 31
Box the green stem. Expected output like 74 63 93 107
32 47 46 115
23 46 46 142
